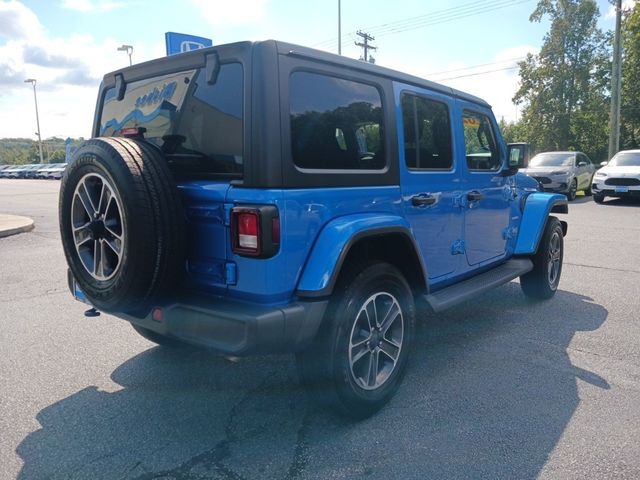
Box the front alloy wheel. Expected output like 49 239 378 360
520 216 564 299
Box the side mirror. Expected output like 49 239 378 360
507 142 530 169
600 161 608 167
578 161 588 167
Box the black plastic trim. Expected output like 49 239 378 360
120 293 327 355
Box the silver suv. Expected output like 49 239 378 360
521 151 596 201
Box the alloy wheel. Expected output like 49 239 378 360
348 292 404 390
71 173 125 281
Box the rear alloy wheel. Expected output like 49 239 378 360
296 262 415 418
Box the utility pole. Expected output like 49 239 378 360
608 0 622 160
355 30 377 63
338 0 341 55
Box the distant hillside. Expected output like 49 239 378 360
0 137 86 165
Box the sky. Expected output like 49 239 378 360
0 0 636 140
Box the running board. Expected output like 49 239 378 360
424 258 533 313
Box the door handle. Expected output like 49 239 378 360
467 191 484 202
411 194 437 207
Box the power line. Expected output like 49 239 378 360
433 65 520 81
312 0 533 52
427 57 526 77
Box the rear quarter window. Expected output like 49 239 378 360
289 71 385 171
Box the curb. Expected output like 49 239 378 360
0 214 35 239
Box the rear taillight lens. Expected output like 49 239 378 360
231 206 280 258
237 212 259 250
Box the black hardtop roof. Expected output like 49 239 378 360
273 40 490 108
102 39 490 109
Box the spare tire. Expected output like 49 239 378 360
59 137 184 313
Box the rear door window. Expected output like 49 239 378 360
289 71 385 170
100 63 243 176
401 93 453 170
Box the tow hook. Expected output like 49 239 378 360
84 308 101 317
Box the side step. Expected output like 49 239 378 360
424 258 533 313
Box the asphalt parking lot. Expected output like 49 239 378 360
1 179 640 480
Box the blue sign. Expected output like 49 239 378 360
165 32 212 56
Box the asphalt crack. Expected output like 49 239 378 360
564 261 640 275
131 381 267 480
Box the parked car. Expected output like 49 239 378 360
0 165 13 177
520 151 596 200
37 163 68 179
592 149 640 203
59 40 568 418
23 164 49 179
49 163 68 179
3 164 33 178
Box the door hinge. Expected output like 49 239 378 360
451 240 465 255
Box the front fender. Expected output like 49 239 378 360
296 214 419 297
514 193 568 255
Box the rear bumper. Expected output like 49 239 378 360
124 295 328 355
69 273 327 355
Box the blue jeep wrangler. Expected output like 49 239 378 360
59 40 567 417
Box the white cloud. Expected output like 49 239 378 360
383 45 538 124
0 0 43 41
606 0 637 19
61 0 124 13
0 3 161 138
191 0 269 26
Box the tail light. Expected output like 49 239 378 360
231 206 280 258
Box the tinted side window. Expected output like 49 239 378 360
401 94 453 170
463 110 500 171
289 71 385 170
100 63 243 176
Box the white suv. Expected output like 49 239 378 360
592 150 640 204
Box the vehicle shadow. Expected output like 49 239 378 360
16 285 608 479
595 197 640 207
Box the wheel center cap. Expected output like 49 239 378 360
370 330 381 348
89 219 106 240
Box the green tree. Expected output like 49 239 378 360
499 118 529 144
621 2 640 149
513 0 610 160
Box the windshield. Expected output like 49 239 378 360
529 153 574 167
609 152 640 167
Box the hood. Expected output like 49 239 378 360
521 166 571 175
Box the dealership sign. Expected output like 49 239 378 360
165 32 213 56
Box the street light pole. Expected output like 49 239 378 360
24 78 44 164
338 0 342 55
117 44 133 66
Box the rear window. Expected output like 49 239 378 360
99 63 243 177
289 71 385 171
